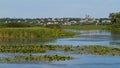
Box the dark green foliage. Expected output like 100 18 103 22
109 12 120 32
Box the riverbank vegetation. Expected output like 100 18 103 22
62 25 108 30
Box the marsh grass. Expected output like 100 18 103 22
0 27 75 39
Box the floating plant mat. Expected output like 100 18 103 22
0 54 73 63
0 45 120 56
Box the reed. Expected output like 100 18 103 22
0 27 75 39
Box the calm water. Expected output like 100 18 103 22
0 30 120 68
47 30 120 47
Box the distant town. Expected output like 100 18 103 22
0 15 111 26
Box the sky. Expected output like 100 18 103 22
0 0 120 18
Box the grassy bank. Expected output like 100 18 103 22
62 25 108 30
0 27 75 39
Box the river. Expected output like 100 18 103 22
0 30 120 68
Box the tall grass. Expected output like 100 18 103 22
0 27 75 39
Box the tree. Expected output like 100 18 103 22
109 12 120 32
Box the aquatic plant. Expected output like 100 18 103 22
0 54 73 63
0 44 120 56
77 45 120 56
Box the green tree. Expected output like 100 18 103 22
109 12 120 32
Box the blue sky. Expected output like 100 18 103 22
0 0 120 18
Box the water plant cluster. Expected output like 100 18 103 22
1 45 120 56
0 44 75 63
0 54 73 63
0 45 59 53
76 46 120 56
1 44 120 63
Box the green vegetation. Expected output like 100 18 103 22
77 45 120 56
0 27 75 39
62 25 107 30
0 55 73 62
1 45 120 56
109 12 120 33
0 45 75 53
0 45 60 53
0 44 120 63
0 45 46 53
